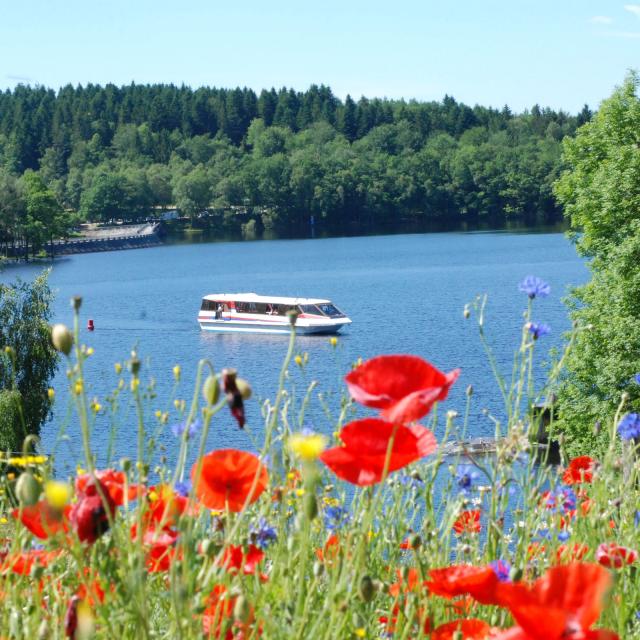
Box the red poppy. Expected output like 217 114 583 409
595 542 638 569
431 619 494 640
319 419 437 486
12 501 70 539
1 549 62 575
344 355 460 424
144 485 191 529
496 563 617 640
69 477 116 544
453 510 481 535
316 534 340 564
217 544 265 576
556 543 589 564
562 456 595 485
389 567 423 597
144 529 180 573
201 585 254 639
426 565 502 606
76 469 139 506
191 449 268 512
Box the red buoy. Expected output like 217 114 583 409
87 319 95 331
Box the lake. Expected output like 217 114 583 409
1 231 588 475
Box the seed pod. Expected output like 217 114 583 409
202 375 220 405
509 566 523 582
358 575 375 602
71 296 83 311
16 472 42 506
51 324 73 355
233 594 251 624
313 561 325 577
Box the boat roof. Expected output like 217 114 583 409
202 293 332 305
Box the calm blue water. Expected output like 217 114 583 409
1 231 588 475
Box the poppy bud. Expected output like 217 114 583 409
287 309 299 326
303 493 318 520
466 385 474 396
51 324 73 356
509 566 523 582
463 305 470 319
15 472 42 506
129 354 141 375
71 296 83 312
453 631 463 640
358 575 375 602
202 375 220 405
408 533 422 550
235 378 252 401
313 561 324 577
64 596 80 638
222 369 245 428
233 594 251 624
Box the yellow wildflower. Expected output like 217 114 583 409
295 488 306 497
329 336 338 347
76 466 86 476
118 379 124 390
44 480 72 510
86 347 94 356
173 365 181 381
0 517 7 524
294 354 303 366
74 378 84 395
114 362 122 375
130 378 140 392
47 388 55 401
90 399 102 413
155 409 162 420
148 490 159 502
355 629 366 638
288 432 328 461
7 473 15 481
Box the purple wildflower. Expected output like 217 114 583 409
545 487 577 514
618 413 640 440
324 505 350 530
455 465 479 495
171 418 201 439
174 480 191 497
528 322 551 340
489 559 511 583
519 276 551 299
250 517 277 549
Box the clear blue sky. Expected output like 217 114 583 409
0 0 637 113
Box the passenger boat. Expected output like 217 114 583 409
198 293 352 335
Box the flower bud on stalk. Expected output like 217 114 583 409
202 375 220 405
358 575 375 602
71 296 82 312
303 492 318 520
233 595 252 624
15 472 42 506
51 324 73 356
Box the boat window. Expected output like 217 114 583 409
316 303 345 318
200 299 216 311
299 304 322 315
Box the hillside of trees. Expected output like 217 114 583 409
0 83 592 250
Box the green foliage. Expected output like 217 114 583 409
0 82 586 247
0 272 57 444
554 72 640 454
0 389 23 451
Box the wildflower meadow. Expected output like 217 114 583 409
1 279 639 639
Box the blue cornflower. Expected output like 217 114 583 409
634 511 640 527
634 374 640 385
399 471 424 488
618 413 640 440
544 487 577 514
174 480 191 497
537 528 551 540
324 505 350 530
519 276 551 299
250 517 277 549
171 418 202 439
455 465 479 494
489 559 511 583
558 530 571 542
528 322 551 340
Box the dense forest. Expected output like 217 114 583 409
0 83 592 251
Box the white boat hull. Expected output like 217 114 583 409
198 317 349 335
